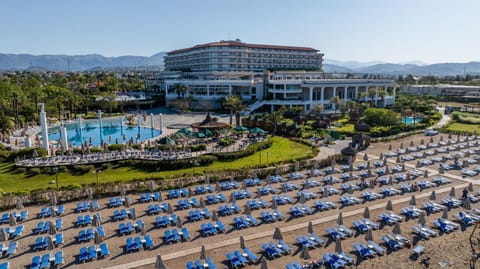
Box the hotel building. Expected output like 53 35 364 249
162 40 397 113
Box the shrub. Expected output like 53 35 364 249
363 108 402 127
108 144 124 151
190 144 207 152
218 138 235 147
69 165 94 175
8 147 48 161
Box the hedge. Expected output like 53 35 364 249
212 138 273 160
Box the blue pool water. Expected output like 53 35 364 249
47 117 162 147
403 117 422 124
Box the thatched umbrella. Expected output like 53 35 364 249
155 255 167 269
449 187 456 197
386 200 393 211
273 227 283 240
363 207 371 219
430 191 436 201
410 195 417 206
307 221 314 234
392 223 402 235
335 238 343 253
240 236 246 249
200 245 206 260
336 212 343 226
442 207 448 219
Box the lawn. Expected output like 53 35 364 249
0 136 313 193
444 122 480 134
334 123 354 134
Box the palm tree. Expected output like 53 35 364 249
185 95 195 111
358 91 368 103
266 108 284 136
174 84 187 99
367 88 377 107
378 89 385 107
311 104 324 115
222 95 244 126
330 96 341 116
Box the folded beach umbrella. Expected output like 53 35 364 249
439 166 444 174
89 200 95 212
307 221 314 234
229 193 236 203
94 230 103 244
386 200 393 211
204 174 209 185
273 227 283 241
410 195 416 206
401 163 405 172
331 157 336 167
47 235 55 250
260 257 269 269
299 193 306 204
365 229 373 241
430 191 436 201
266 176 272 185
449 187 456 198
211 210 218 221
0 228 7 242
424 170 428 178
240 236 246 249
50 193 57 207
322 188 329 198
241 180 246 190
363 153 368 161
335 238 343 253
388 144 392 151
199 198 205 209
155 255 167 269
441 206 449 219
313 160 319 170
399 142 404 149
93 214 101 227
271 199 278 210
148 180 155 192
385 165 390 175
295 161 300 172
464 198 472 210
120 185 126 196
9 213 16 227
167 203 173 214
336 212 344 226
396 155 401 163
420 139 424 145
418 212 426 226
141 224 146 236
188 188 193 198
130 208 136 220
176 216 182 228
410 140 414 147
244 204 251 215
379 153 383 160
48 220 56 235
200 245 206 260
392 223 401 235
215 181 221 193
15 197 24 210
468 183 474 192
430 137 434 143
275 166 280 176
363 207 371 219
300 245 311 260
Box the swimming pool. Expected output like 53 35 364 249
46 117 161 147
403 117 422 124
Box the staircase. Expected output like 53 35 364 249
245 100 265 116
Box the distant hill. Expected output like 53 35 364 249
0 52 166 71
0 52 479 75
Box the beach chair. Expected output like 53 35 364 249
216 220 226 233
10 225 23 239
226 252 242 268
296 235 315 248
366 240 384 255
79 247 89 263
31 255 41 269
172 229 181 242
99 242 110 257
234 250 248 265
244 247 258 263
353 243 373 258
84 214 92 226
76 215 85 226
17 210 28 222
206 257 218 269
353 220 370 233
277 239 292 254
86 228 95 241
55 233 64 246
54 251 64 267
202 208 211 219
144 234 154 249
97 226 106 237
33 237 45 251
262 243 280 259
88 245 97 260
55 218 63 231
57 205 65 216
40 253 51 269
185 261 195 269
323 253 346 269
181 227 191 241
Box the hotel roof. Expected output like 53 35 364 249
168 40 320 54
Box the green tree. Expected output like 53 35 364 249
330 96 341 116
363 108 402 127
222 95 245 126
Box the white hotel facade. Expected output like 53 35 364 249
163 40 397 113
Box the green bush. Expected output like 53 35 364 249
27 168 41 176
218 138 235 147
213 138 273 160
8 147 48 161
190 144 207 152
451 111 480 124
69 165 94 175
108 144 124 151
363 108 402 127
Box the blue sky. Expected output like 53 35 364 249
2 0 479 63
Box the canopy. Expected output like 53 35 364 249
249 127 265 133
235 125 248 131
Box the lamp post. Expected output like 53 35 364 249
53 167 59 191
266 152 270 165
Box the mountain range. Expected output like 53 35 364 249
0 52 480 76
